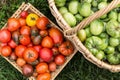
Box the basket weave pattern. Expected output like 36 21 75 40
48 0 120 72
0 3 77 80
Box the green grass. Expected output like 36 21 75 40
1 0 120 80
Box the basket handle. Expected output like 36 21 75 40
64 0 120 37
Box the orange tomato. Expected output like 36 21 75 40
36 62 49 74
19 35 31 45
18 18 26 26
20 26 31 35
37 72 51 80
1 46 12 57
16 58 26 67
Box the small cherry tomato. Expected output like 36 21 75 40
7 18 20 32
20 11 28 19
1 46 12 57
16 58 26 67
19 35 31 45
36 17 49 30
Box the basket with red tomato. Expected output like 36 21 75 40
0 3 77 80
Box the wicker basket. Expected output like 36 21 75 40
0 2 77 80
48 0 120 72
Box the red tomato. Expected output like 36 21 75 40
36 62 49 74
0 29 11 43
39 48 53 62
54 54 65 65
1 46 12 57
39 30 48 37
19 35 31 45
52 47 59 56
8 40 17 48
36 17 49 30
33 45 42 52
20 11 28 19
37 72 51 80
9 52 17 61
59 41 74 56
0 42 7 47
41 36 54 48
49 27 63 46
16 58 26 67
20 26 31 35
18 18 26 26
15 45 26 58
23 47 38 63
27 42 33 47
7 18 20 31
48 62 56 72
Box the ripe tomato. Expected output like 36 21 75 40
0 29 11 43
36 62 49 74
27 42 33 47
59 41 74 56
15 45 26 58
19 35 31 45
41 36 54 48
32 35 42 45
39 30 48 37
7 18 20 31
20 11 28 19
33 45 42 52
18 18 26 26
39 48 53 62
48 62 56 72
20 26 31 35
31 27 39 37
1 46 12 57
49 27 63 46
9 52 17 61
52 47 59 56
26 13 39 27
23 47 38 62
0 42 7 47
8 40 17 48
36 17 49 30
16 58 26 67
54 54 65 65
12 30 20 44
37 72 51 80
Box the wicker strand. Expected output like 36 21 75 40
64 0 120 37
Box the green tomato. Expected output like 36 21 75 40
95 51 105 60
118 13 120 22
99 33 109 39
89 48 99 55
75 14 83 22
117 45 120 52
109 38 119 47
106 20 120 38
85 36 103 55
68 1 79 14
84 0 92 3
92 0 98 7
100 14 107 19
77 29 86 42
59 7 68 15
63 12 76 27
85 27 92 38
90 20 104 35
79 2 91 17
55 0 66 3
104 46 115 55
107 54 120 65
108 11 118 20
99 38 108 50
56 2 65 7
98 2 108 9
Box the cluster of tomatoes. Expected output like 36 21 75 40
0 11 74 80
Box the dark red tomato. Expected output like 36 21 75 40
0 29 11 43
23 47 38 63
12 30 20 44
54 54 65 66
32 35 42 45
39 48 53 62
18 18 26 26
52 47 59 56
19 35 31 45
33 45 42 52
31 27 39 37
0 42 7 47
15 45 26 58
1 46 12 57
20 11 28 19
8 40 17 48
59 41 74 56
41 36 54 48
39 30 48 37
49 27 63 46
20 26 31 35
7 18 20 32
36 17 49 30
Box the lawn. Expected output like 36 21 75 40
0 0 120 80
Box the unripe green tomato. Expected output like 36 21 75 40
77 29 86 42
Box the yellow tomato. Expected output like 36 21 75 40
26 13 39 27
